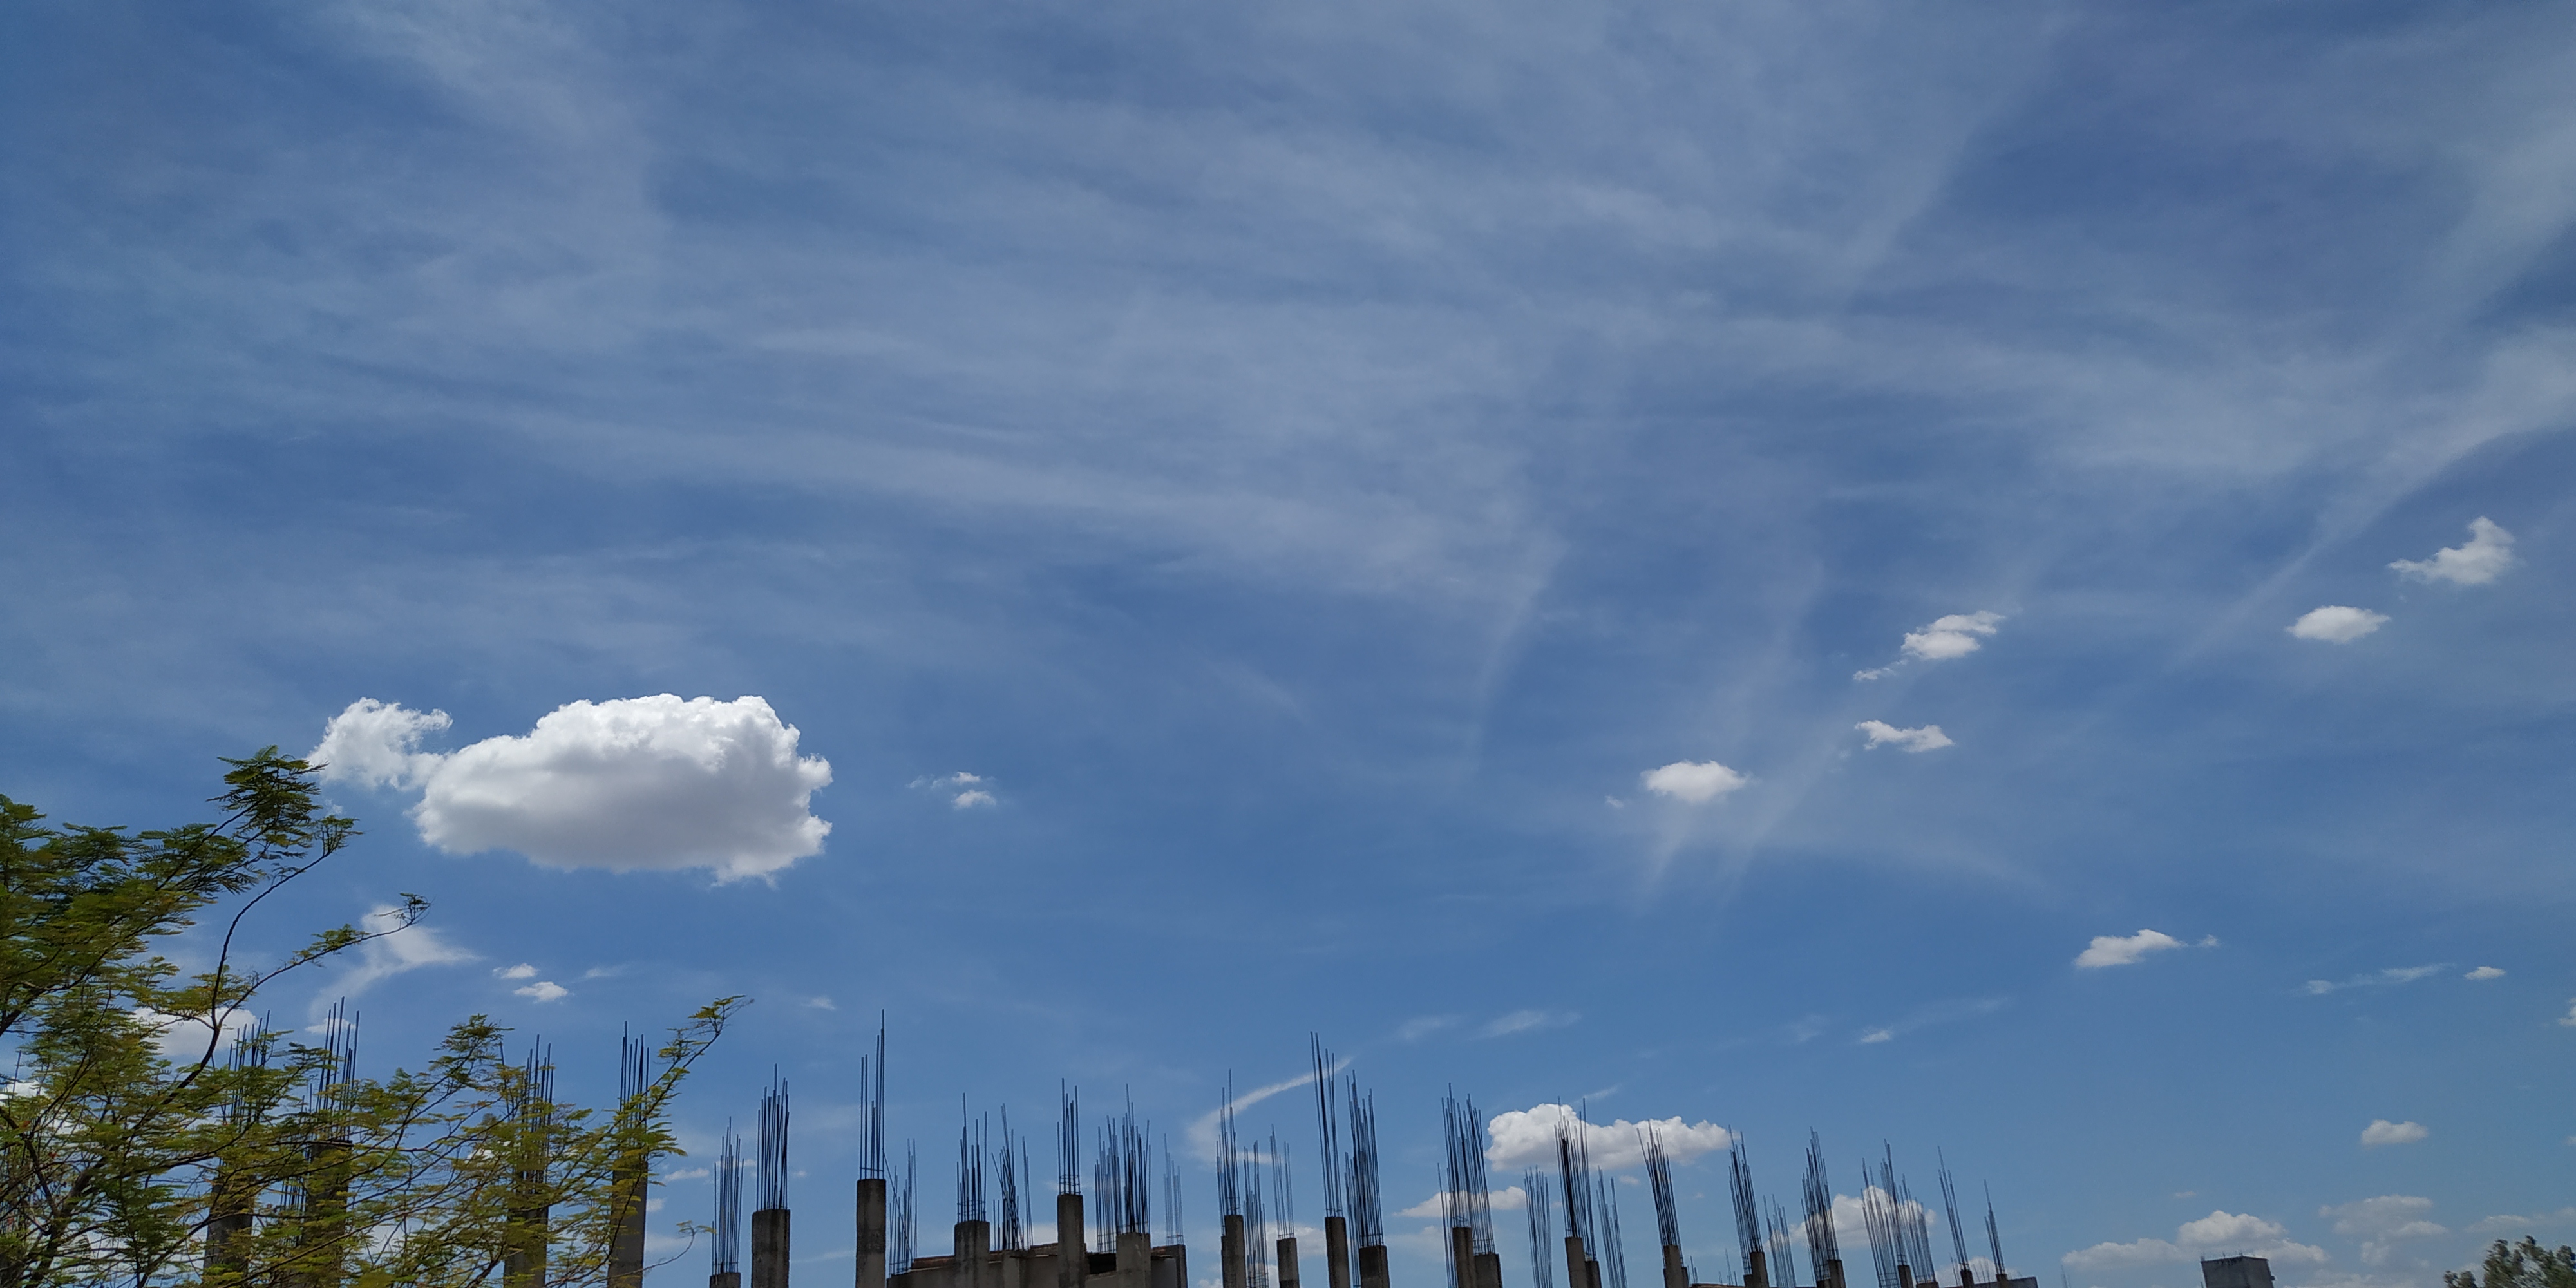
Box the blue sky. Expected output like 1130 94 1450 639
5 1 2574 1285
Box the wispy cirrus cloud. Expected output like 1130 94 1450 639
2302 965 2447 995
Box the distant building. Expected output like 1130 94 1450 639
2201 1256 2275 1288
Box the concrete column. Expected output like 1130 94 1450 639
204 1168 254 1284
957 1220 994 1288
857 1179 889 1288
609 1159 649 1288
1662 1246 1688 1288
1563 1235 1589 1288
1117 1229 1153 1288
1895 1267 1913 1288
1280 1236 1303 1288
1059 1195 1090 1288
754 1209 794 1288
1358 1244 1392 1288
1824 1260 1845 1288
1474 1249 1502 1288
1324 1216 1353 1288
1587 1259 1603 1288
1450 1230 1477 1288
1745 1249 1768 1288
1224 1215 1249 1288
715 1275 744 1288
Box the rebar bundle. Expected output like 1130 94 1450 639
997 1111 1026 1250
891 1142 920 1274
958 1106 988 1224
714 1122 744 1277
1312 1037 1346 1221
1094 1096 1152 1242
1220 1081 1245 1218
1164 1137 1187 1246
1524 1169 1557 1288
1247 1150 1273 1288
1726 1141 1761 1278
1271 1132 1297 1240
1439 1095 1495 1256
1858 1153 1904 1288
1556 1111 1598 1253
758 1075 791 1213
1346 1079 1385 1249
1937 1156 1969 1285
1895 1173 1935 1284
1982 1186 2006 1284
1600 1177 1632 1288
1061 1084 1083 1197
1643 1128 1681 1252
1802 1133 1840 1280
305 998 359 1116
858 1021 888 1180
1767 1199 1801 1288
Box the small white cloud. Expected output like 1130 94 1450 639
1855 721 1954 753
1485 1104 1734 1171
1905 611 2005 661
2289 605 2389 643
1481 1010 1578 1038
2064 1238 2188 1271
1641 760 1748 804
1859 1027 1894 1044
1604 795 1626 810
2391 517 2514 586
1401 1186 1531 1219
514 980 570 1003
666 1166 712 1182
2360 1120 2428 1148
1857 611 2005 680
2075 929 2189 969
2465 966 2505 981
804 996 837 1010
2557 999 2576 1028
2468 1208 2576 1233
951 789 997 810
495 963 538 980
2324 1197 2445 1240
312 695 833 882
327 905 475 1011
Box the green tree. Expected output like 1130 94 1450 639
2445 1237 2576 1288
0 750 736 1287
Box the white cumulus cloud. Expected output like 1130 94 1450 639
514 980 570 1003
2074 929 2214 969
2324 1196 2445 1241
2465 966 2505 981
1484 1104 1734 1172
1855 721 1954 753
495 963 537 980
312 695 834 882
2360 1120 2428 1148
2559 999 2576 1028
2391 517 2514 585
2066 1212 2328 1271
1642 761 1747 804
2289 606 2389 643
1856 611 2005 679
